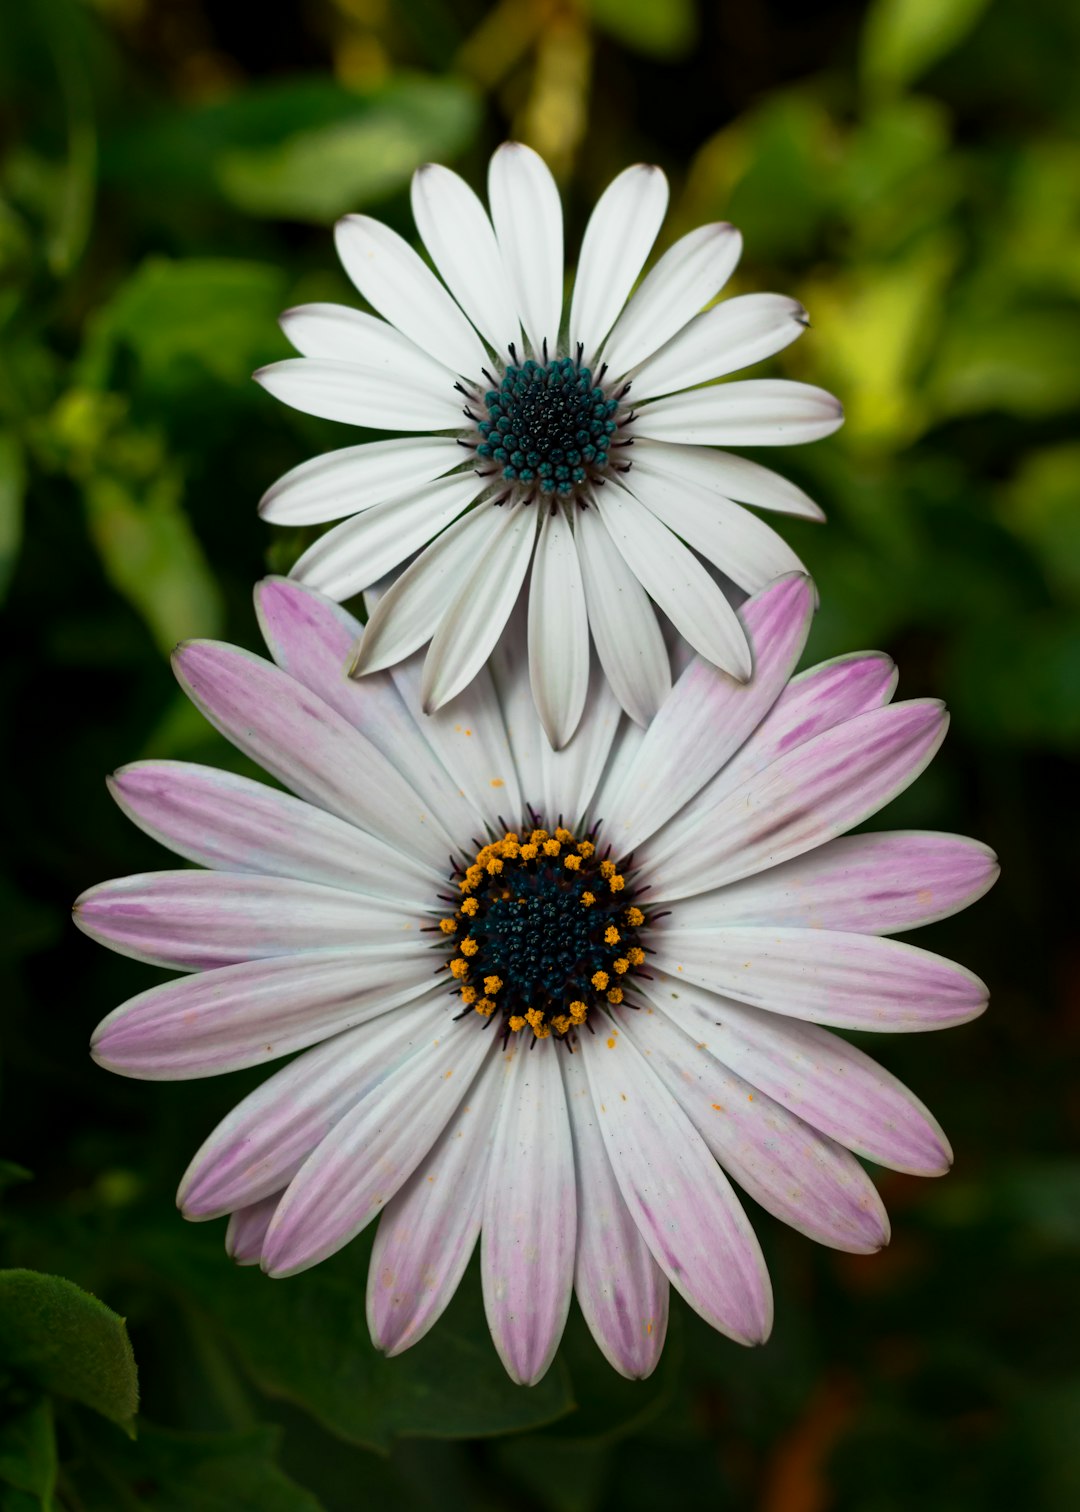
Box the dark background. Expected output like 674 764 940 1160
1 0 1078 1507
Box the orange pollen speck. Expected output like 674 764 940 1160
581 891 596 907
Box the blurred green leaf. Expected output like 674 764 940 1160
586 0 696 59
0 1398 55 1508
1001 444 1080 604
930 306 1080 419
0 432 24 602
861 0 992 95
0 1272 138 1435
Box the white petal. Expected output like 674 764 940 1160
280 303 457 384
368 1047 504 1355
488 143 563 356
569 164 669 367
334 214 486 376
482 1042 576 1385
259 437 463 526
631 294 809 402
594 480 752 679
263 1015 493 1276
421 506 538 711
528 507 589 749
626 453 808 595
254 358 461 432
601 223 743 380
411 162 521 356
290 472 481 602
635 379 843 446
575 501 671 725
632 439 825 521
351 504 503 675
539 657 623 829
489 594 545 802
587 715 646 830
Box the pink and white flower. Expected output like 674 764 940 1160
255 143 842 746
77 574 994 1384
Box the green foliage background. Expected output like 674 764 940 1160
1 0 1078 1505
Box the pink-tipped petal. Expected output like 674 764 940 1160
225 1194 281 1266
650 927 989 1033
92 948 433 1081
262 1018 493 1278
622 1005 890 1253
580 1018 772 1346
561 1048 668 1378
482 1042 577 1386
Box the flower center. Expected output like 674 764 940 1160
469 351 631 504
437 824 648 1041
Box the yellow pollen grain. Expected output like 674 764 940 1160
626 906 644 926
461 897 478 917
604 925 621 945
508 1015 526 1032
525 1008 545 1029
438 917 457 935
483 975 503 995
533 1023 552 1039
449 958 469 979
486 858 504 875
613 957 630 975
555 827 573 843
460 985 478 1005
600 859 616 879
564 853 582 871
591 970 609 991
552 1015 571 1034
581 891 596 907
543 838 561 856
503 830 519 843
530 828 549 843
490 777 505 788
501 840 520 859
609 874 625 892
627 946 645 966
475 997 496 1017
577 840 595 857
520 843 538 861
606 1035 616 1049
569 1000 587 1023
607 987 624 1004
460 936 479 957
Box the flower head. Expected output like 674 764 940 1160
256 143 842 746
77 574 994 1385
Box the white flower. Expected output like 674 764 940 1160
255 143 842 747
77 575 994 1386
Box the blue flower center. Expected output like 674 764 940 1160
475 357 620 496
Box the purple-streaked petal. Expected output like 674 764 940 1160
635 379 843 446
108 762 437 903
580 1018 771 1345
262 1015 493 1277
601 575 813 854
259 437 462 526
368 1048 504 1356
253 358 461 431
632 439 825 521
649 928 988 1032
622 1005 889 1253
225 1194 280 1265
92 948 435 1081
488 143 563 358
179 994 448 1218
74 871 421 971
482 1041 577 1386
561 1047 668 1378
528 505 590 750
173 640 456 869
672 831 1000 936
643 974 953 1175
570 164 669 366
631 294 810 402
645 698 946 900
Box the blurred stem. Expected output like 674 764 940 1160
456 0 546 90
40 0 97 277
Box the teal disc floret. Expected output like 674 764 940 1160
474 353 622 498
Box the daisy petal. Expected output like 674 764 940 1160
264 1017 493 1277
73 871 419 971
352 505 502 677
561 1047 668 1378
632 439 825 521
631 294 810 402
636 379 843 446
259 437 463 526
580 1020 771 1345
108 762 437 901
490 595 545 800
92 947 435 1080
645 974 953 1175
334 214 486 376
173 641 456 869
540 657 623 830
575 501 671 726
570 164 669 367
650 927 988 1032
601 575 813 852
672 831 1000 936
646 696 942 899
529 507 590 749
290 471 482 601
226 1194 280 1266
488 143 563 357
623 1005 889 1253
253 358 461 431
411 163 520 356
368 1048 504 1356
601 222 743 380
482 1043 576 1386
594 481 752 680
626 452 808 594
179 995 448 1218
421 505 538 711
279 304 456 384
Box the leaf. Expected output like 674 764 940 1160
0 1163 32 1199
79 1426 323 1512
141 1228 574 1451
0 432 25 604
1001 443 1080 604
586 0 696 58
861 0 992 95
0 1271 138 1435
930 306 1080 420
0 1398 56 1506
